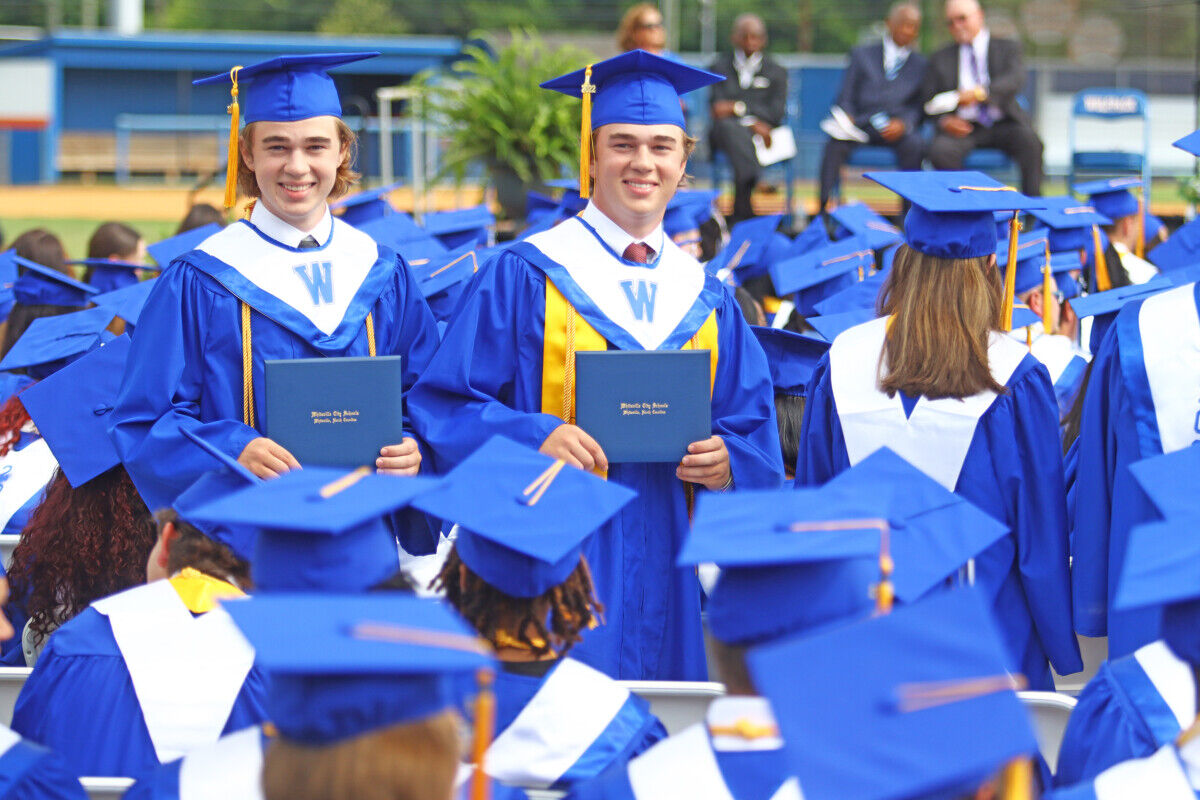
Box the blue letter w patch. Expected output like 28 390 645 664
620 279 658 323
294 261 334 305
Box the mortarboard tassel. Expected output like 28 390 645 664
469 668 496 800
1042 239 1054 335
1092 225 1112 292
579 65 596 200
1001 756 1033 800
1000 212 1019 332
223 66 243 210
1135 188 1146 259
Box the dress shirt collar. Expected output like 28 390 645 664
733 49 763 89
249 201 333 248
581 201 665 260
882 35 911 73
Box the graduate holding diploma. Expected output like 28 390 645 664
409 50 783 681
108 53 439 537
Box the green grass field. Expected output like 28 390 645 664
3 218 180 261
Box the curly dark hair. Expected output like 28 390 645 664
0 394 32 458
431 548 603 658
7 465 157 642
157 509 253 590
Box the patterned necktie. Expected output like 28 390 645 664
622 242 654 264
885 51 906 81
969 49 993 127
298 235 320 250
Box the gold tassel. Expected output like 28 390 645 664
469 668 496 800
1135 189 1145 259
1042 239 1054 335
876 522 894 615
1000 212 1019 332
1092 225 1112 292
579 65 596 199
223 66 243 210
1001 756 1033 800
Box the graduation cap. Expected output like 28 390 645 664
1144 211 1165 242
185 467 442 593
769 235 873 316
224 594 493 744
92 277 158 329
1149 217 1200 273
811 269 886 316
1174 129 1200 156
1049 251 1083 301
422 205 495 251
1074 177 1142 221
748 586 1037 800
147 223 222 268
996 231 1053 299
357 214 440 255
11 254 99 308
167 428 262 562
330 182 401 227
0 304 117 379
706 214 785 280
1116 512 1200 663
1128 446 1200 520
750 325 829 398
415 245 479 322
865 171 1047 331
664 190 717 241
17 334 129 487
829 202 903 251
1026 197 1112 254
680 447 1008 646
1068 275 1173 351
194 52 378 209
541 49 724 198
993 209 1019 240
0 252 16 316
806 307 879 343
71 258 159 294
410 436 636 598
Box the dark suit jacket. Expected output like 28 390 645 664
921 35 1028 124
835 41 927 132
707 51 788 128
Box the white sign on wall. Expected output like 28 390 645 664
0 59 53 127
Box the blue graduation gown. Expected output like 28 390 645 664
108 219 439 550
1071 285 1200 656
797 350 1082 690
1055 640 1195 787
0 729 87 800
1049 744 1200 800
408 246 783 680
483 659 666 790
10 605 268 777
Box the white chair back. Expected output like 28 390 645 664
81 777 134 800
619 680 726 736
1053 635 1107 696
0 667 29 726
1018 690 1077 773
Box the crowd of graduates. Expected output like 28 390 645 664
0 38 1197 800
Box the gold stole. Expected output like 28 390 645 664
541 279 718 514
168 567 245 614
239 302 376 428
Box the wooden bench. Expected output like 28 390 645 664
57 132 222 181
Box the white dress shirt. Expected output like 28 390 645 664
249 201 333 248
956 28 991 122
882 35 911 78
581 201 665 260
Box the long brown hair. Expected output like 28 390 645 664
432 548 603 658
877 244 1006 400
262 710 460 800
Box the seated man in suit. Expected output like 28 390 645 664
924 0 1044 195
817 2 927 213
708 14 788 224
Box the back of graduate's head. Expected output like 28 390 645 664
86 221 142 261
432 545 603 659
774 393 804 478
236 116 360 205
263 708 461 800
148 508 254 589
878 243 1006 400
8 465 156 644
176 203 226 236
11 228 67 275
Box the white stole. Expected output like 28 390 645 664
1138 284 1200 454
0 726 20 759
1134 641 1197 733
1093 744 1196 800
525 217 705 351
178 725 264 800
92 580 255 763
197 218 380 335
626 724 802 800
0 439 57 530
1027 331 1089 386
485 658 631 788
829 317 1027 490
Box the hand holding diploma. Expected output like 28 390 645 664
676 435 731 490
540 424 609 472
376 437 422 476
238 437 301 479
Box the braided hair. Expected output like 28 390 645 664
432 548 603 658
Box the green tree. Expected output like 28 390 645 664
318 0 409 35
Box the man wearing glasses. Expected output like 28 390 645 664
923 0 1044 195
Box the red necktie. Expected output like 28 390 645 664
622 242 654 263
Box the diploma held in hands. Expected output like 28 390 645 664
265 356 404 469
575 350 711 463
